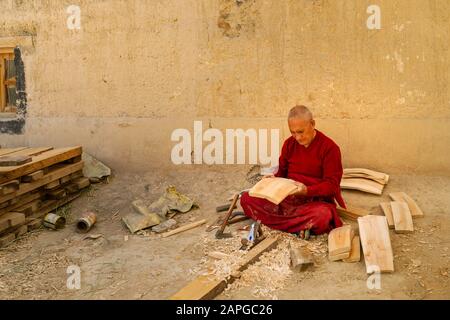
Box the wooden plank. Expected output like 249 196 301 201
389 192 424 218
328 224 354 260
343 168 389 183
3 147 54 158
0 146 82 184
21 170 44 183
0 148 28 157
342 173 387 185
390 201 414 233
343 236 361 263
0 191 44 216
249 177 298 205
14 199 41 216
340 178 384 195
0 180 19 195
0 212 25 232
336 205 370 221
0 155 32 166
44 180 60 190
380 202 395 229
47 189 67 200
161 219 207 238
170 237 278 300
0 161 84 205
358 215 394 274
73 177 90 189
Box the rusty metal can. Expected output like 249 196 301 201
43 213 66 230
76 211 97 233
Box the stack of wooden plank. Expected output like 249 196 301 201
328 224 360 263
340 168 389 195
379 192 423 233
0 146 90 247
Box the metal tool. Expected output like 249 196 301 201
206 211 247 232
215 193 240 239
240 220 265 250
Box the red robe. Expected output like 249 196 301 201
240 130 345 235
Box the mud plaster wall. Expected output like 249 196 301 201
0 0 449 174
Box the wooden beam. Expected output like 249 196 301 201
170 237 279 300
0 161 84 205
0 148 28 157
358 215 394 274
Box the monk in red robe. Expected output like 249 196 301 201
240 105 345 239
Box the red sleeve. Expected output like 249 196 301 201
274 139 289 178
306 144 343 197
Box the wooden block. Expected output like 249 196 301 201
0 155 32 166
0 233 15 247
337 205 370 221
340 178 384 195
14 199 42 216
380 202 395 229
21 170 44 183
44 180 60 190
65 183 79 194
170 237 278 300
27 219 42 231
390 201 414 233
0 191 44 216
290 247 314 271
60 175 71 184
73 177 90 189
328 225 354 259
0 180 19 195
343 168 389 183
47 189 67 200
70 171 84 180
343 236 361 263
389 192 424 218
14 225 28 237
249 178 299 205
358 215 394 274
0 146 82 185
0 147 28 157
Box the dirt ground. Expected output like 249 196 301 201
0 166 449 300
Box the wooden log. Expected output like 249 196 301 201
358 215 394 274
390 201 414 233
162 219 207 238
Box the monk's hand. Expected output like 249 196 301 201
292 181 307 196
262 174 275 179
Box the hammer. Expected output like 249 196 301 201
215 192 240 239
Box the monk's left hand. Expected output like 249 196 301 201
292 181 307 196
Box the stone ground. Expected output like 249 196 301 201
0 166 449 300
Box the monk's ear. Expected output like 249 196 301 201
311 119 315 128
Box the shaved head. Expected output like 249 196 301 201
288 105 313 121
287 105 316 147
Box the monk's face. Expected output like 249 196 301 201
288 117 316 147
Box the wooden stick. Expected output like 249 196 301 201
162 219 206 238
